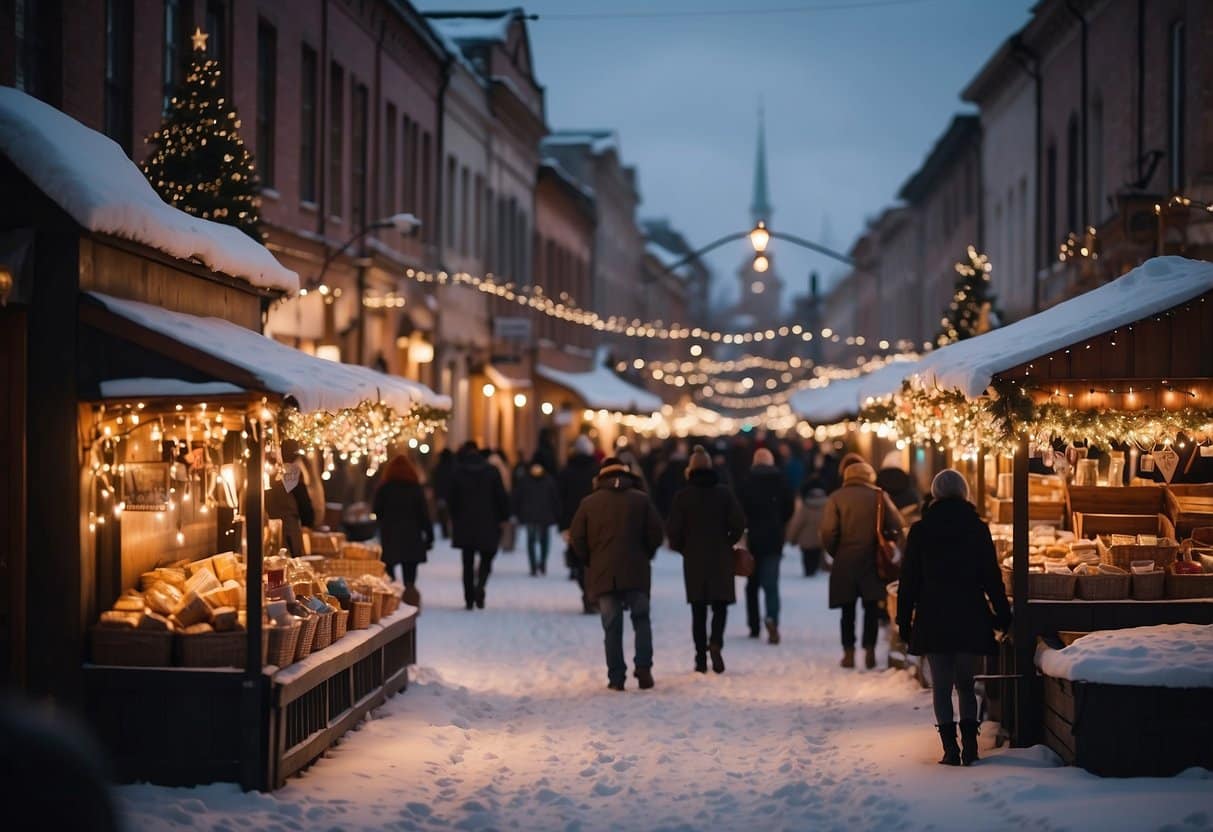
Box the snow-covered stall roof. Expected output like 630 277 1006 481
0 87 298 294
537 363 662 414
89 293 449 413
911 256 1213 399
790 358 921 424
1037 623 1213 689
99 378 246 399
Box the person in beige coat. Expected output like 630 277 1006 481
820 461 904 669
786 479 829 576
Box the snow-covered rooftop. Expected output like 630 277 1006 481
1037 623 1213 688
790 357 920 423
911 256 1213 398
537 363 661 414
0 88 298 293
90 292 449 414
542 130 619 157
427 13 514 45
98 378 246 400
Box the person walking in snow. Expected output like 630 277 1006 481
896 469 1011 766
373 455 433 608
739 448 795 644
448 441 510 610
558 435 600 611
666 446 746 673
513 455 561 576
820 460 904 669
786 478 829 577
570 457 665 691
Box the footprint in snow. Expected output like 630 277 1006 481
592 780 623 797
579 767 598 778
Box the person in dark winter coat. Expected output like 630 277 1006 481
666 446 746 674
739 448 795 644
430 448 455 538
570 458 665 691
373 455 433 603
264 439 315 556
654 441 689 518
821 460 905 669
558 435 601 610
896 468 1011 767
877 451 924 524
448 441 510 610
513 457 561 576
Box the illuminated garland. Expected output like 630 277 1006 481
280 401 448 473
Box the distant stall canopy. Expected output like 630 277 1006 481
537 362 662 415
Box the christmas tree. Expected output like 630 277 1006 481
935 245 1002 348
142 28 263 241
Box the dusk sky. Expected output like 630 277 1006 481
418 0 1033 307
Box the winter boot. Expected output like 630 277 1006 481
937 723 961 766
840 648 855 668
635 667 655 690
475 588 486 609
709 643 725 674
959 720 980 766
864 646 877 669
402 584 421 612
694 653 708 674
765 617 781 645
607 680 625 692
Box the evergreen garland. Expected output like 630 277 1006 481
142 30 263 241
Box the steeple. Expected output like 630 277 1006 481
750 104 772 226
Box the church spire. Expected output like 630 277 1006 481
750 103 772 226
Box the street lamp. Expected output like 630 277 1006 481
752 253 770 274
749 221 770 253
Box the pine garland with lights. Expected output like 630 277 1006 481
935 246 1003 348
142 28 263 241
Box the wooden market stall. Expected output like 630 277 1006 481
900 256 1213 756
535 353 664 455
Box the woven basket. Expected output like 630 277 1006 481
321 558 386 580
1130 570 1166 600
369 592 384 624
1075 573 1130 600
1028 572 1076 600
348 599 372 630
311 613 333 651
1165 571 1213 599
1097 536 1179 570
332 608 350 640
266 621 300 667
90 628 172 667
294 614 319 661
381 591 401 617
177 630 247 668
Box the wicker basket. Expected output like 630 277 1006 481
381 591 400 617
1130 570 1166 600
177 629 247 668
90 628 172 667
266 621 300 667
1028 572 1076 600
332 608 350 640
294 614 319 661
1165 571 1213 599
1097 536 1179 570
321 558 386 580
311 613 333 651
347 599 373 630
1075 573 1131 600
369 592 384 624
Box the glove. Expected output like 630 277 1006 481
897 624 912 645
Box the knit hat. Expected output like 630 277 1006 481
597 456 631 479
686 445 712 476
843 461 877 485
838 452 867 476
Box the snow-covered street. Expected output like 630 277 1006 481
119 540 1213 832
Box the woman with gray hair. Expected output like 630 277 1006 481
895 468 1011 767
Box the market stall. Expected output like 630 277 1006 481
536 352 663 453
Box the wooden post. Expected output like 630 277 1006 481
241 412 266 790
1011 434 1035 746
975 448 986 515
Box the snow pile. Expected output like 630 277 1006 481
536 362 661 414
912 256 1213 398
0 87 298 293
1038 623 1213 688
90 293 450 413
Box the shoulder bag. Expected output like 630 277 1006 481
874 488 902 582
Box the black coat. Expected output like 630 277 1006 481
876 467 922 511
569 470 664 602
373 481 433 567
896 498 1012 656
556 453 599 531
739 464 795 557
448 452 510 553
513 468 561 526
654 457 688 519
667 469 746 604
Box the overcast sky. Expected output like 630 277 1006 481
417 0 1032 308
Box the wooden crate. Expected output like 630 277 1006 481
986 495 1066 524
1165 484 1213 540
1065 484 1166 520
1072 511 1174 540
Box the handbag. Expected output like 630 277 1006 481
732 544 756 578
874 488 902 582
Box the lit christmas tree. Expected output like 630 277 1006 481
142 28 263 241
935 245 1002 347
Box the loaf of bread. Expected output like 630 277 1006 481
181 622 214 635
145 581 184 616
185 568 221 597
99 610 140 628
113 595 145 613
186 557 216 578
212 552 240 582
210 606 239 632
173 590 212 627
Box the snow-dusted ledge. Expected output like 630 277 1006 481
270 603 419 684
0 87 298 293
1036 622 1213 688
99 378 246 399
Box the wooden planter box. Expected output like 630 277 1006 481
1042 672 1213 777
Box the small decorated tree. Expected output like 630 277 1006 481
935 245 1002 347
142 28 263 241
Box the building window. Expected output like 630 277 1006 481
1090 96 1104 223
384 103 397 217
445 155 457 249
104 0 134 154
255 20 277 187
15 0 60 103
328 62 344 217
1066 114 1079 233
351 81 368 230
403 116 416 214
1045 142 1057 266
460 166 470 256
473 175 483 259
420 131 432 243
161 0 185 112
299 45 318 203
1168 20 1185 191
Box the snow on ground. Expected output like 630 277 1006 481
118 537 1213 832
